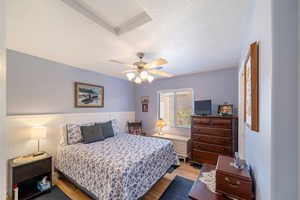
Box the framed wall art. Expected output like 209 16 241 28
75 82 104 108
141 96 149 112
244 41 259 132
141 96 149 104
142 104 148 112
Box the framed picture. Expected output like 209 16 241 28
75 82 104 108
141 96 149 104
142 104 148 112
244 41 259 131
218 104 233 116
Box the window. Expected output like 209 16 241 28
158 89 193 128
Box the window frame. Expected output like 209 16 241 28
157 88 194 129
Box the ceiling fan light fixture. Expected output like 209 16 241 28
147 75 154 83
135 76 142 84
140 71 148 80
126 72 135 81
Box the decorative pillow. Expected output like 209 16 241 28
80 125 105 144
66 122 94 145
111 119 120 134
96 121 114 138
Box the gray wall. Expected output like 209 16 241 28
0 0 7 198
240 0 299 199
135 68 238 135
271 0 298 199
7 50 136 115
239 0 273 199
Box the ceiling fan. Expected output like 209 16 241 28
110 52 173 84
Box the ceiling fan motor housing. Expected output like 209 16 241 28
137 52 144 60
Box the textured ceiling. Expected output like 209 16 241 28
6 0 251 79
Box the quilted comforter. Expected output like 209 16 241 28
56 133 179 200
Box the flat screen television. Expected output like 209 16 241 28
194 100 212 115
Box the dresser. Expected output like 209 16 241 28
152 133 191 162
191 115 238 165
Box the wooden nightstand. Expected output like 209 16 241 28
8 152 52 200
152 133 191 162
216 156 253 200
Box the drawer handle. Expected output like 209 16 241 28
225 177 241 188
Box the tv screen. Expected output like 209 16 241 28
194 100 212 115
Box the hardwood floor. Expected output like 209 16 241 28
54 161 200 200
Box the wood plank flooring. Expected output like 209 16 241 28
54 161 200 200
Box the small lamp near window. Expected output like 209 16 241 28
31 126 47 156
156 119 166 135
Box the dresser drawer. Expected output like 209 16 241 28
191 149 219 165
192 118 210 127
192 127 232 137
192 142 231 155
211 119 232 129
13 158 52 184
216 173 252 200
192 134 231 146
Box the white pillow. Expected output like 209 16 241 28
66 122 94 145
111 119 121 134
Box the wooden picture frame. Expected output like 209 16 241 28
244 41 259 132
142 104 148 112
218 104 233 116
74 82 104 108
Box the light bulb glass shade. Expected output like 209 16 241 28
126 72 135 81
147 75 154 83
140 71 148 80
156 120 166 128
134 76 142 84
31 126 47 140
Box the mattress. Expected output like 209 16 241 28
56 133 179 200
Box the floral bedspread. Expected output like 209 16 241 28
56 133 179 200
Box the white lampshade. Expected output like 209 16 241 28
126 72 135 81
134 76 142 84
140 71 148 80
31 126 47 140
147 75 154 83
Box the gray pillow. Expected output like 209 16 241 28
96 121 114 138
80 125 105 144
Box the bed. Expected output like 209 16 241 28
56 132 179 200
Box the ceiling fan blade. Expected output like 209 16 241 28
109 59 136 68
148 66 163 70
144 58 168 68
121 70 137 73
148 70 173 77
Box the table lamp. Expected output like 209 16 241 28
156 119 166 135
31 126 47 156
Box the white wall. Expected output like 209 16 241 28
6 112 135 159
0 0 7 199
271 0 298 199
239 0 273 199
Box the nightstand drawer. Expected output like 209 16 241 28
13 157 52 184
173 140 187 155
216 173 252 200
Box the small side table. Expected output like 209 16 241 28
216 156 253 200
8 152 52 200
189 164 230 200
152 133 191 162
